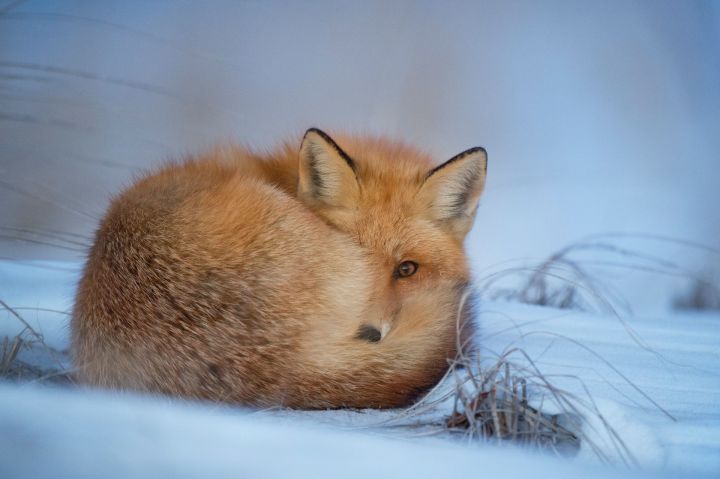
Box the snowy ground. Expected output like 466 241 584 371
1 260 718 478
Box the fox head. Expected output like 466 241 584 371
293 128 487 407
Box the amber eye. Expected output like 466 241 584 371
395 261 418 278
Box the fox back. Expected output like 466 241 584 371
71 129 487 408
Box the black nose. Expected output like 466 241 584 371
354 324 382 342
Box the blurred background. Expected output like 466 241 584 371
1 0 718 311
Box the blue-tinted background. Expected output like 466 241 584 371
1 0 718 309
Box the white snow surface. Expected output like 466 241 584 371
1 260 718 478
0 384 644 479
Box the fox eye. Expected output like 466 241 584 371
395 261 418 279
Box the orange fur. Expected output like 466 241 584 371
72 129 487 408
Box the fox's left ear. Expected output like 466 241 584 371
298 128 360 211
417 147 487 241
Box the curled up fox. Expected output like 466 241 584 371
72 128 487 408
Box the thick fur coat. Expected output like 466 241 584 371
72 129 487 408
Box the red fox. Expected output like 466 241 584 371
71 128 487 408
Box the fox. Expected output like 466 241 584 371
71 128 488 409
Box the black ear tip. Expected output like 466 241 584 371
454 146 487 162
427 145 488 178
468 146 488 171
303 127 330 142
300 128 356 172
469 146 487 157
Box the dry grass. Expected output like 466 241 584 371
0 299 72 384
480 244 615 313
384 350 595 457
381 345 658 465
443 353 581 454
478 234 720 315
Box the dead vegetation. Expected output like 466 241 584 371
0 299 72 384
380 339 674 466
478 234 720 314
442 353 581 454
377 342 648 463
478 241 625 313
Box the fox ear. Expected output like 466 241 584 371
298 128 359 210
417 147 487 240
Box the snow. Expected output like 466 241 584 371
1 260 719 478
0 384 643 479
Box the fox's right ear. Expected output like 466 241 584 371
298 128 360 210
417 147 487 241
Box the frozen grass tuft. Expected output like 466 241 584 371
446 359 581 451
478 240 654 313
478 234 720 314
0 300 72 384
443 353 581 455
387 346 642 462
380 345 641 463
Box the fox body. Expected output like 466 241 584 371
72 129 487 408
